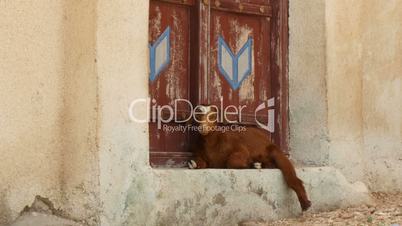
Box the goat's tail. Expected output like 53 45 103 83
267 144 311 211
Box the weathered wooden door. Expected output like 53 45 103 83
148 0 288 168
148 0 196 167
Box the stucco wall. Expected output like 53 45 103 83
96 1 151 225
289 0 330 166
0 1 100 225
61 0 100 224
325 0 402 190
326 0 367 183
0 1 65 225
360 0 402 191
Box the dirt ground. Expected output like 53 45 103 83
9 193 402 226
243 193 402 226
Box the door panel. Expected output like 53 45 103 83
205 5 274 141
149 0 195 167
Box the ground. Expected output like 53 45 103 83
10 213 82 226
9 193 402 226
242 193 402 226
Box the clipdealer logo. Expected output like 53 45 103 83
128 97 275 133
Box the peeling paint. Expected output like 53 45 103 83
228 19 255 100
165 9 187 104
150 6 162 36
212 16 223 97
239 74 255 102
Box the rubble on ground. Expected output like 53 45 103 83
9 196 83 226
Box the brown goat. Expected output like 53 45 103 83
188 106 311 211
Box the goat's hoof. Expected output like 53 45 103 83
253 162 262 169
301 200 312 211
188 160 197 169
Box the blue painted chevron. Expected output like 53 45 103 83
149 27 171 82
218 36 253 90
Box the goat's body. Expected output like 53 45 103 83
192 127 275 168
190 126 311 211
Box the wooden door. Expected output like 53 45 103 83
148 0 289 168
207 0 273 141
201 0 289 150
148 0 196 167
